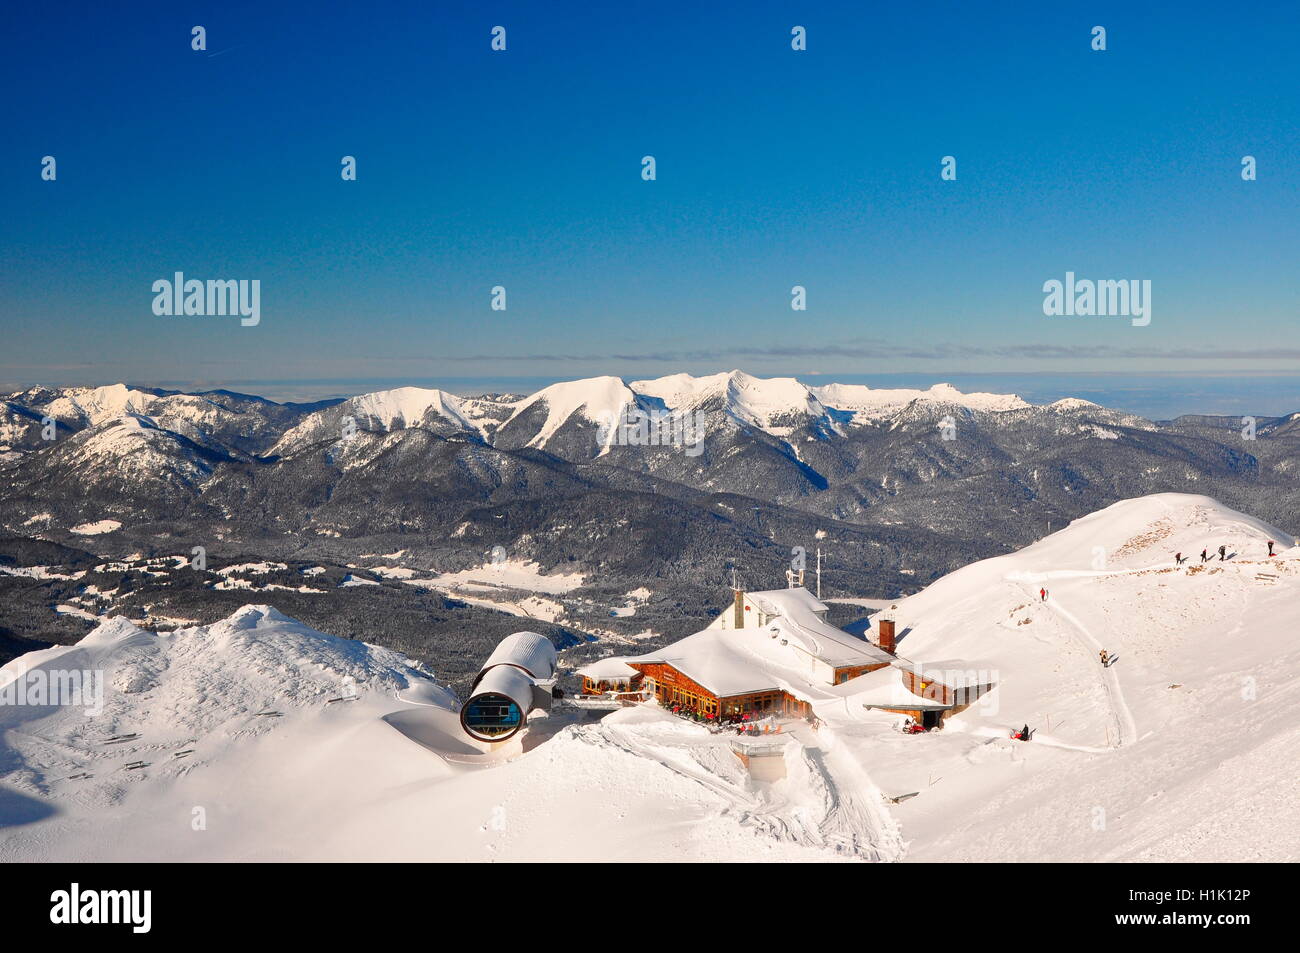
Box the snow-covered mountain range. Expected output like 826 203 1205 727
3 372 1299 691
3 371 1295 549
3 493 1294 862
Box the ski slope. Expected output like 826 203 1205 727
832 494 1300 861
2 494 1297 862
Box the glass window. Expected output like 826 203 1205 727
463 694 523 738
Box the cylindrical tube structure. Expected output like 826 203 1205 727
461 632 558 742
474 631 558 686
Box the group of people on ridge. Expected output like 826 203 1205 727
1179 541 1277 565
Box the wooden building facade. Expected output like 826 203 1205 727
580 671 643 696
629 661 812 720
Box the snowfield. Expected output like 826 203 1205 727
402 558 586 596
2 494 1297 862
70 519 123 536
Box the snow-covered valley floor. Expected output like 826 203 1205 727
2 494 1297 862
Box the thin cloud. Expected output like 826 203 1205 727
438 342 1300 363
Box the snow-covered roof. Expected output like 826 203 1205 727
746 588 895 667
626 629 779 697
576 658 640 680
623 590 891 701
900 659 989 688
471 662 537 711
846 668 954 711
624 613 889 702
745 587 828 617
476 631 557 683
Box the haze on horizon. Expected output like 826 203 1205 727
3 1 1298 415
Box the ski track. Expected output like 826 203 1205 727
589 722 903 862
1009 575 1138 748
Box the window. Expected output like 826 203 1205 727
463 694 523 739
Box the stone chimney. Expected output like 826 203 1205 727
878 617 897 654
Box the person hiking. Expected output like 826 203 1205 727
1099 649 1110 666
1200 548 1208 563
1175 552 1183 565
1268 540 1275 557
1039 587 1046 601
1219 544 1227 561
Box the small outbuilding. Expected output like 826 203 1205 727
576 658 644 697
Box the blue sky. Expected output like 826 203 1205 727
2 0 1299 413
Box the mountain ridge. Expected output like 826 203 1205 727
3 371 1299 677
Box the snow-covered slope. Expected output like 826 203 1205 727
635 369 833 430
19 384 265 437
833 493 1300 861
349 386 480 433
0 372 1175 468
36 415 227 488
40 384 156 426
268 386 493 456
2 494 1296 862
0 606 860 862
0 605 440 735
812 381 1030 422
631 370 1032 438
1 384 309 459
498 376 639 450
630 371 734 409
634 369 813 433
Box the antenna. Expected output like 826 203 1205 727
816 547 823 599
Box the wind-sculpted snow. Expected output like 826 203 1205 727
0 606 446 805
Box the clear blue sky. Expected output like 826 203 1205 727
2 0 1299 410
